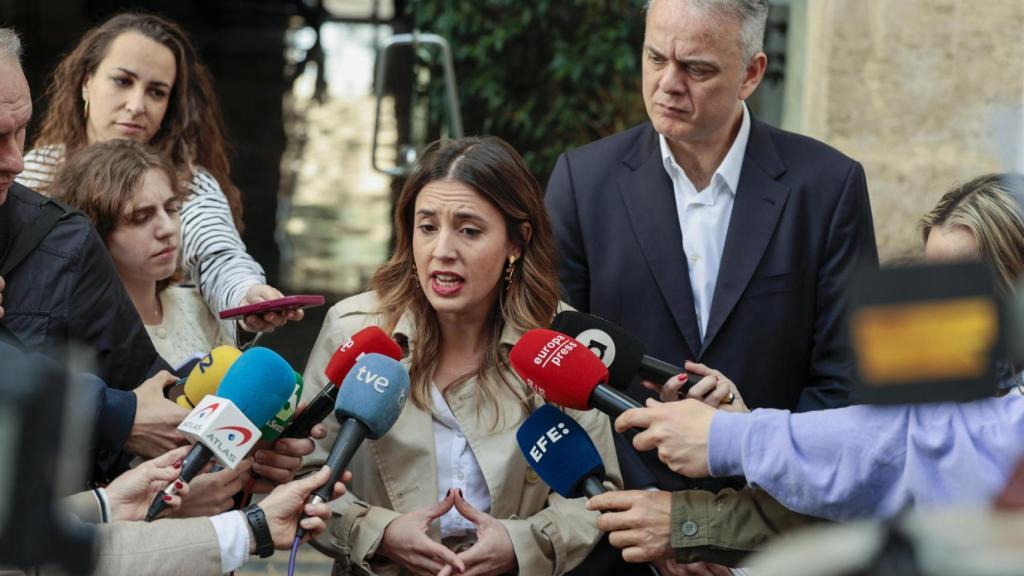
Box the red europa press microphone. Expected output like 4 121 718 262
510 329 643 417
281 326 403 439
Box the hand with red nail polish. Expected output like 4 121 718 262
168 459 253 519
104 445 192 521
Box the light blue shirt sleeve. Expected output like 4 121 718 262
708 394 1024 521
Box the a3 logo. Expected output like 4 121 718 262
575 328 616 367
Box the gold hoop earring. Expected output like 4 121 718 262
82 96 89 120
505 255 516 296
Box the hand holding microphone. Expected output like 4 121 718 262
550 311 700 392
145 347 296 521
616 398 717 478
654 361 746 411
168 460 253 518
295 353 410 537
587 489 675 565
551 311 743 408
127 345 242 460
124 370 189 459
101 445 192 521
258 465 350 549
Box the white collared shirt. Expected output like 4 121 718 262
659 103 751 341
431 383 492 539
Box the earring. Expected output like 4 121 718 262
82 90 90 119
505 255 517 296
412 264 420 289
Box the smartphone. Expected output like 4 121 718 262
218 295 326 320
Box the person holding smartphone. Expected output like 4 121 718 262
17 12 300 339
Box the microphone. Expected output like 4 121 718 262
170 346 243 408
296 353 410 538
145 347 295 521
510 329 642 417
551 311 698 392
516 404 607 498
282 326 402 439
259 371 304 443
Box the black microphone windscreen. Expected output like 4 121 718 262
550 311 645 391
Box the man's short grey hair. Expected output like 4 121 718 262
0 28 22 63
644 0 769 64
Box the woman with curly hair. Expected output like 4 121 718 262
18 12 298 339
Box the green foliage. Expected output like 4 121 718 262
413 0 649 183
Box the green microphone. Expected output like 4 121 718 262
259 371 304 442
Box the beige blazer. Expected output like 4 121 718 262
301 292 622 576
1 517 221 576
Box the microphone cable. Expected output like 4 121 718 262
287 535 301 576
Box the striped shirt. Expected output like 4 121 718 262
17 144 266 341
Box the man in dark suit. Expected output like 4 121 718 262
547 1 877 572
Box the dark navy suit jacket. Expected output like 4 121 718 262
545 118 878 489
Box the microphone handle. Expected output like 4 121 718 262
146 444 213 521
296 419 369 539
580 475 606 499
282 384 339 439
637 356 698 395
312 418 369 503
589 384 643 418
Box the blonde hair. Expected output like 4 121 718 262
920 173 1024 295
371 137 560 423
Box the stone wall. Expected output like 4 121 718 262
786 0 1024 261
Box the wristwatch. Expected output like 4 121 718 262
243 504 275 558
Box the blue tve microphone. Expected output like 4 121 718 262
146 347 295 521
516 404 607 498
296 353 410 537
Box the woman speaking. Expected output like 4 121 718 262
302 137 621 576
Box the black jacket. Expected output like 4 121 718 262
0 182 164 450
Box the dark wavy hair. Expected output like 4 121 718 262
33 12 244 231
372 136 560 421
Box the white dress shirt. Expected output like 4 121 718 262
431 383 492 539
209 511 250 573
659 103 751 341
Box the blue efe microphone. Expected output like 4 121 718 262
297 353 410 536
146 347 295 521
516 404 607 498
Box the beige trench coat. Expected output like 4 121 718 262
301 292 622 575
